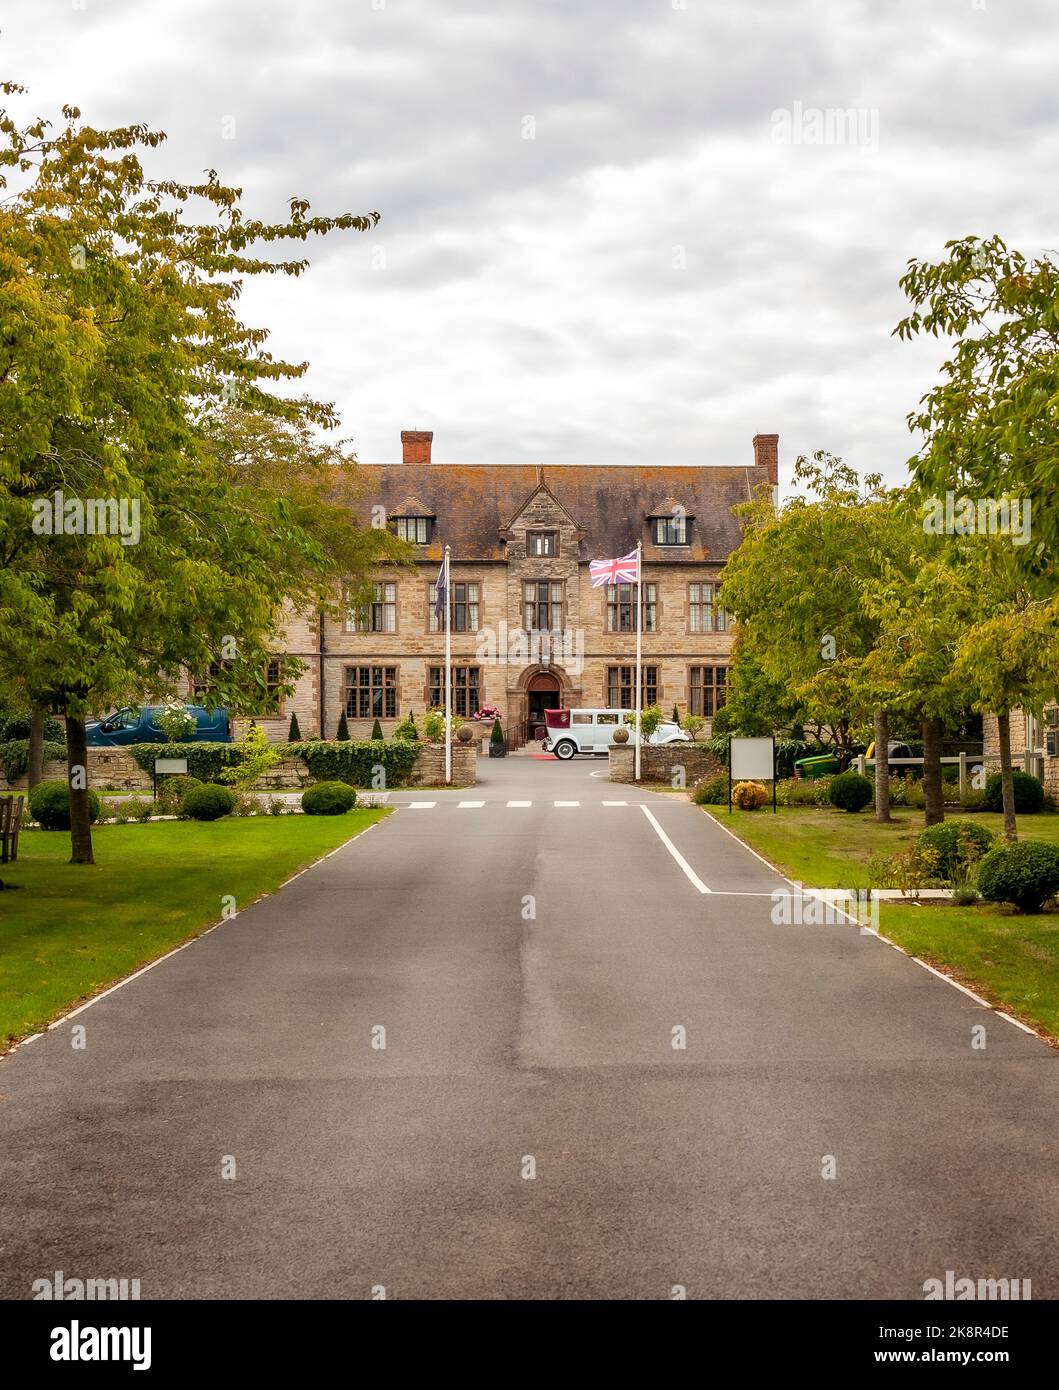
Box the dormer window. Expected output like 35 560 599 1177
653 514 689 545
392 516 432 544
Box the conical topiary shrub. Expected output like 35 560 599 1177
489 716 506 758
335 711 350 741
287 712 302 742
672 704 680 725
371 717 383 740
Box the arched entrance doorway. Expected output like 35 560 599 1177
526 670 561 737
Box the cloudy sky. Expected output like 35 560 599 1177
4 0 1056 488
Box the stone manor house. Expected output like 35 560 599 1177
217 429 779 744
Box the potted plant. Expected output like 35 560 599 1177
489 717 507 758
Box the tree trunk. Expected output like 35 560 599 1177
65 712 95 865
996 710 1018 843
874 709 891 823
27 710 45 790
921 714 945 826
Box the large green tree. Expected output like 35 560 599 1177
720 452 923 821
0 84 398 862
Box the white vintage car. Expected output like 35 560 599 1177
542 708 690 759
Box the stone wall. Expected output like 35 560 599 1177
402 741 477 788
608 742 722 786
982 707 1059 799
0 742 476 793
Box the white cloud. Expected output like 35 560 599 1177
3 0 1055 489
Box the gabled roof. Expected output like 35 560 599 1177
353 464 768 563
389 495 436 518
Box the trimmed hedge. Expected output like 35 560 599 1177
298 739 419 787
302 781 357 815
829 770 873 813
977 840 1059 914
28 779 101 830
129 737 423 790
917 821 994 879
129 742 246 782
181 783 236 821
0 738 68 782
984 770 1045 815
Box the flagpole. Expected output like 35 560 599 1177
634 541 643 782
444 544 452 786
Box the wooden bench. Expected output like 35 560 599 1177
1 795 25 863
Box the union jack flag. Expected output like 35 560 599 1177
589 550 640 587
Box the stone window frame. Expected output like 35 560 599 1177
524 579 564 632
344 665 399 720
688 664 729 717
347 581 398 634
527 530 559 558
427 579 480 634
605 582 657 633
688 581 727 634
606 664 659 709
427 665 481 718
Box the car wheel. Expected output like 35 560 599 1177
553 739 577 760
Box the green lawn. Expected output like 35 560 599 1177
0 811 387 1045
705 805 1059 1040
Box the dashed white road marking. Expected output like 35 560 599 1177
507 800 532 807
640 804 711 894
407 801 437 810
602 800 628 806
457 800 485 808
554 800 580 807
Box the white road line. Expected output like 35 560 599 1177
914 959 990 1007
407 802 437 810
602 800 628 806
997 1011 1039 1037
554 800 580 807
507 800 532 807
640 805 711 894
458 800 485 808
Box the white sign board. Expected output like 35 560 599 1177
154 758 189 774
729 737 774 782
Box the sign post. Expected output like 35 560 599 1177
153 756 189 799
727 736 777 814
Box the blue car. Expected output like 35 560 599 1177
85 705 232 746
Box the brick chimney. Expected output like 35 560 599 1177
752 433 779 488
401 430 433 465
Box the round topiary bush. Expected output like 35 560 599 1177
984 770 1045 815
302 780 357 815
27 779 101 830
732 780 769 810
917 820 994 879
180 783 236 821
977 839 1059 914
828 770 873 813
156 774 203 815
